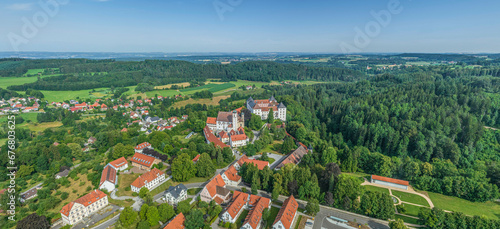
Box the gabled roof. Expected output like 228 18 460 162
163 213 185 229
273 195 298 229
371 175 409 186
60 190 107 216
231 133 248 142
223 166 241 182
131 168 165 189
100 165 117 186
276 146 308 169
204 174 226 198
166 184 187 199
206 117 217 125
203 126 229 148
109 157 128 169
134 142 151 150
243 197 270 229
216 111 233 123
192 154 201 162
237 156 269 170
225 191 249 219
130 152 156 168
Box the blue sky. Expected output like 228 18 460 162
1 0 499 53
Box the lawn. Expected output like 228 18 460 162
150 180 173 196
363 185 390 195
391 190 430 207
116 173 141 197
41 87 112 102
0 113 38 123
108 198 134 208
236 209 250 228
187 188 202 195
265 207 280 228
395 214 421 225
24 68 45 76
401 204 426 217
427 191 500 220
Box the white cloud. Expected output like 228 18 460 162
5 3 33 11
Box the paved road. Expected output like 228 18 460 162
73 205 121 229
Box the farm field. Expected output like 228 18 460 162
20 121 63 132
392 190 430 207
426 191 500 220
0 74 60 89
41 87 112 102
172 95 230 108
180 83 236 95
0 112 38 123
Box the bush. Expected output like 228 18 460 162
132 192 138 197
125 187 131 191
86 186 92 191
61 192 69 200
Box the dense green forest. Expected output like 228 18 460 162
2 59 364 91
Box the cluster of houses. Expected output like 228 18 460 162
0 97 40 114
162 155 299 229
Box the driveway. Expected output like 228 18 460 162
72 205 121 229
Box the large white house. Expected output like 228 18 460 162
206 110 245 132
164 184 188 205
246 96 286 121
221 165 241 186
108 157 129 171
60 190 108 226
130 168 166 193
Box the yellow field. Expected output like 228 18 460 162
155 82 191 89
19 121 63 132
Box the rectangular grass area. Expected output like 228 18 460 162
392 190 430 207
187 188 202 195
401 204 426 217
115 173 141 197
363 185 391 195
236 209 249 228
395 214 421 225
427 191 500 220
266 206 280 228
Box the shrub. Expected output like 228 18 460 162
125 187 131 191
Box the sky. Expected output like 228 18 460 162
0 0 499 53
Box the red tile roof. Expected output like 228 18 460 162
131 168 165 189
134 142 151 150
225 191 248 219
163 213 185 229
273 195 298 229
371 175 409 186
231 133 248 142
205 174 226 198
130 152 156 168
109 157 128 169
99 166 117 186
192 154 200 162
206 117 217 125
237 156 269 170
203 126 229 148
224 166 241 182
243 197 270 229
60 190 107 216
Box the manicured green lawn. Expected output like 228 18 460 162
401 204 426 217
187 188 202 195
427 191 500 220
236 209 249 228
391 190 430 207
395 214 422 225
363 185 390 195
265 207 280 228
150 180 173 196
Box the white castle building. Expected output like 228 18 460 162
246 96 286 121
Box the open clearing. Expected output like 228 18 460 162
155 82 191 89
364 185 391 195
392 190 430 207
172 95 230 108
426 191 500 220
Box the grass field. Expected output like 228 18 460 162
187 188 202 195
172 95 230 108
0 113 38 123
41 87 111 102
395 214 421 225
426 191 500 220
155 82 191 89
116 173 141 197
265 207 280 228
391 190 430 207
150 180 173 196
401 204 426 217
20 121 63 132
236 209 250 228
363 185 391 195
171 176 211 186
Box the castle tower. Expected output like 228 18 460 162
232 110 238 131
